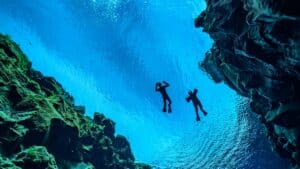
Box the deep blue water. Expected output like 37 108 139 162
0 0 290 168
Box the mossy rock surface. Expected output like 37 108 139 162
0 156 21 169
13 146 58 169
0 34 151 169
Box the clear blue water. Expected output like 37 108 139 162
0 0 290 168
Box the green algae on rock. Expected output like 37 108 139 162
0 34 151 169
13 146 58 169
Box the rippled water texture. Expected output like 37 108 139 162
0 0 290 168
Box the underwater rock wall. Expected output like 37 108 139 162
0 34 150 169
196 0 300 168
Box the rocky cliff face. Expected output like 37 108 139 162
0 34 150 169
196 0 300 168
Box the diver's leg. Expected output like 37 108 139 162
194 104 200 121
167 97 172 113
198 101 207 116
162 99 167 112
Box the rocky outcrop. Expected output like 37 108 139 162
0 34 151 169
13 146 58 169
196 0 300 168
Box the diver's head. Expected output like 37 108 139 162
156 82 162 87
188 91 193 95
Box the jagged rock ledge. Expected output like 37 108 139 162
195 0 300 168
0 34 151 169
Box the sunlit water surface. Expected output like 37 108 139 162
0 0 289 168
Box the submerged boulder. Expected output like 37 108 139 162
13 146 58 169
94 112 116 138
114 135 135 162
0 34 151 169
196 0 300 168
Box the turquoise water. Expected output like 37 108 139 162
0 0 289 168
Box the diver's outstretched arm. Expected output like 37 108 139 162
162 81 170 87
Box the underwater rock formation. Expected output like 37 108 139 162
0 34 151 169
196 0 300 168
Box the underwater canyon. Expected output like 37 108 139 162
0 0 299 169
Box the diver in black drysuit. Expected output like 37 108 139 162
186 89 207 121
155 81 172 113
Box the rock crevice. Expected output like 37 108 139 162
196 0 300 168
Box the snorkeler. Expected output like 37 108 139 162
155 81 172 113
186 88 207 121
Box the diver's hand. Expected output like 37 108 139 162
162 81 169 87
186 97 190 102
